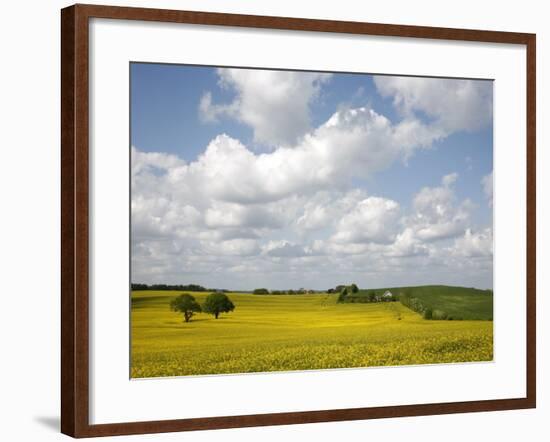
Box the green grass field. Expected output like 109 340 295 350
131 290 493 378
352 285 493 320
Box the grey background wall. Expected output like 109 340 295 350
0 0 547 440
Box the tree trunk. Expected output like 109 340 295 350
215 312 219 319
184 312 190 322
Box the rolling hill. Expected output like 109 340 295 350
349 285 493 320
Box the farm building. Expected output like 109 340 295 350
382 290 393 300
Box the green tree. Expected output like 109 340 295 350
253 288 269 294
350 283 359 294
399 290 412 307
203 293 235 319
368 291 376 302
169 294 202 323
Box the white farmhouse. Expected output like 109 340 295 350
382 290 393 300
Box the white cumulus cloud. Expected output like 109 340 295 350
451 228 493 257
199 68 332 146
374 76 493 134
332 196 400 245
406 173 474 242
262 240 309 258
176 107 442 206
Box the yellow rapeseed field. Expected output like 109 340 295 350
131 291 493 378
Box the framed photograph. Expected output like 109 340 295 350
61 4 536 438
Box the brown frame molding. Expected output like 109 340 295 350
61 3 536 438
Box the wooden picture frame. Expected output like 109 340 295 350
61 3 536 438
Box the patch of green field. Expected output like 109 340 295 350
354 285 493 320
131 290 493 378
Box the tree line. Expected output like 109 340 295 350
253 288 318 295
399 291 459 320
132 283 225 292
253 286 364 295
335 284 400 303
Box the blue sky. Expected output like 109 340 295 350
131 63 493 290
